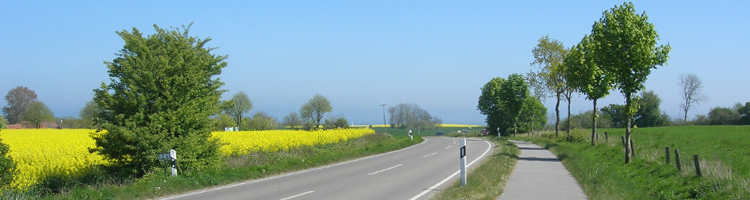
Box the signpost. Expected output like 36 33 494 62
158 149 177 177
460 138 467 186
408 130 413 140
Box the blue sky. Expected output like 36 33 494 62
1 1 748 125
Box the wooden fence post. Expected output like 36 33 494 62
604 132 608 142
675 149 681 172
665 147 670 164
630 140 635 157
694 154 702 177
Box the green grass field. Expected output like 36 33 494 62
515 125 750 199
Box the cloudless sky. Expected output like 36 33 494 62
1 1 748 125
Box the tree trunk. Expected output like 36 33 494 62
625 93 632 164
531 117 535 137
567 95 572 136
592 99 598 146
555 93 560 138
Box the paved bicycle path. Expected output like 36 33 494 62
498 140 587 200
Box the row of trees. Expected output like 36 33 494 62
523 2 670 163
1 86 56 128
387 103 442 130
478 74 547 136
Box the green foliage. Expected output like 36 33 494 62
78 100 100 129
3 86 38 124
478 77 508 135
518 126 750 199
211 114 236 131
387 103 436 129
222 92 253 130
707 107 741 125
299 94 332 129
739 102 750 125
530 36 570 137
591 2 670 130
600 104 627 128
0 132 16 188
281 112 303 130
519 95 547 133
334 117 349 129
634 91 671 127
500 74 529 135
22 100 55 128
0 115 7 129
92 23 226 176
247 112 277 131
562 110 612 130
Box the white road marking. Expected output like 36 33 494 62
445 145 452 149
279 191 315 200
368 164 403 175
423 152 437 158
159 139 429 200
409 139 493 200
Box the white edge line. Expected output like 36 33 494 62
279 191 314 200
445 145 452 149
159 138 430 200
408 139 493 200
422 152 437 158
368 164 402 175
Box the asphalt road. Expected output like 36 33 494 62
160 136 493 200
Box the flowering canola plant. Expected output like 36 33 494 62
1 128 373 190
213 129 375 156
2 129 109 190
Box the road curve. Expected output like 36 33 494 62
160 136 493 200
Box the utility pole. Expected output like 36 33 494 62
380 103 387 132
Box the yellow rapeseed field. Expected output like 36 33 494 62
1 129 108 190
1 128 374 190
213 129 375 156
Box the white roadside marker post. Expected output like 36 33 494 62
170 149 177 177
409 130 413 140
460 138 467 186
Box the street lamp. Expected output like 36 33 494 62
380 103 387 132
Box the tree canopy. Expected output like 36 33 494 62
590 2 670 163
300 94 332 129
530 35 569 137
223 91 253 130
282 112 303 130
565 34 613 145
22 100 55 128
3 86 38 124
91 23 227 175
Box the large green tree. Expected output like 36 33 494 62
79 100 100 129
565 34 613 145
300 94 332 129
22 100 55 128
478 77 508 136
530 35 569 137
91 24 227 175
222 91 253 130
591 2 671 163
634 91 670 127
500 74 529 136
3 86 38 124
519 96 547 135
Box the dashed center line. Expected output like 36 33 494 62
423 152 437 158
279 191 314 200
445 145 452 149
368 164 402 175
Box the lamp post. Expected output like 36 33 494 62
380 103 387 132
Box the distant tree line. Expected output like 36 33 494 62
387 103 442 130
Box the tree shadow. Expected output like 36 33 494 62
517 157 561 162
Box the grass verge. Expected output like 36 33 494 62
514 126 750 199
431 136 518 200
3 133 422 200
